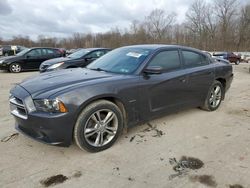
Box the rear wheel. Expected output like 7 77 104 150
9 63 22 73
201 81 224 111
74 100 123 152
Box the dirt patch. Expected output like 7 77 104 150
128 177 135 181
169 156 204 179
1 133 19 142
72 171 82 178
175 156 204 170
227 109 250 117
129 123 164 144
146 123 165 137
40 174 68 187
189 175 217 187
229 184 244 188
130 136 135 142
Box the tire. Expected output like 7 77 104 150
9 63 22 73
74 100 124 152
235 60 240 65
201 81 224 111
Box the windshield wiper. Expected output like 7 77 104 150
88 67 107 72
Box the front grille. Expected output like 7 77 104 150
9 96 27 119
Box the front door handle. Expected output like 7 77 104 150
179 77 187 83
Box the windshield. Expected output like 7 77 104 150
68 49 90 58
16 48 30 56
87 47 152 74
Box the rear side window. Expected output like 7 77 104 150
46 49 55 54
148 50 181 72
182 51 208 68
54 49 62 55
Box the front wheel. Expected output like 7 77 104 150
201 81 224 111
74 100 123 152
235 60 240 65
9 63 22 73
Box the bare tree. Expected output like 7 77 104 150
145 9 176 41
185 0 207 48
214 0 238 49
236 4 250 51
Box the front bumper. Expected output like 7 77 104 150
14 112 73 146
0 63 9 70
10 85 74 147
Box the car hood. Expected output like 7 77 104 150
19 68 115 98
42 57 75 65
0 55 20 61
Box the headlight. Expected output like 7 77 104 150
0 60 4 64
24 96 36 113
47 62 64 69
34 99 68 113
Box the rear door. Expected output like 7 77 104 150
42 48 57 60
181 50 214 105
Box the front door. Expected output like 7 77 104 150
25 49 43 70
139 49 189 119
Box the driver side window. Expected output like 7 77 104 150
148 50 181 72
86 50 105 59
27 49 42 58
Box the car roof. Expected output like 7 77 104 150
29 47 60 50
83 48 111 51
121 44 201 52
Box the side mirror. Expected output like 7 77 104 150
85 57 93 61
144 66 163 74
26 55 30 59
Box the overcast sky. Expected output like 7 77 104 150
0 0 248 40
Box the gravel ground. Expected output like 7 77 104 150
0 64 249 188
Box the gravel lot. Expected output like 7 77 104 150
0 64 250 188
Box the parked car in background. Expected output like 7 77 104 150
202 51 212 57
212 52 241 65
66 48 80 56
39 48 111 72
0 45 27 56
242 54 250 63
203 51 230 64
58 48 66 57
9 45 233 152
0 47 65 73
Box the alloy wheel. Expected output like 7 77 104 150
209 85 222 108
10 64 21 73
84 109 118 147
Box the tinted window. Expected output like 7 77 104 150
182 51 208 67
41 49 56 57
148 50 181 71
27 49 42 57
68 49 90 58
86 50 106 58
46 49 55 54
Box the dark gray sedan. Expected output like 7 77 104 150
39 48 111 72
9 45 233 152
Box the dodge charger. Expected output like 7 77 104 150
9 45 233 152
